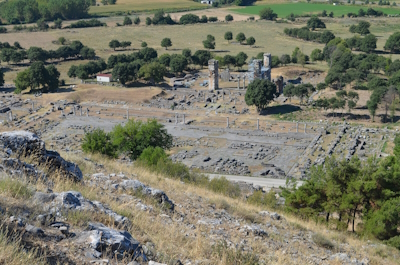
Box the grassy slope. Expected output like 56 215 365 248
89 0 207 14
233 3 400 17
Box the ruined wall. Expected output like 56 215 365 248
208 59 219 90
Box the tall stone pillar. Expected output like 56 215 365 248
73 106 76 115
243 76 246 89
80 107 82 116
175 113 178 124
182 114 185 124
254 59 263 80
237 77 240 90
86 108 89 117
304 123 307 133
127 109 129 120
31 102 34 110
226 117 229 128
208 59 219 91
8 111 12 122
263 53 271 68
257 119 259 130
296 122 299 133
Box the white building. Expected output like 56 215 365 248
97 74 112 82
201 0 213 4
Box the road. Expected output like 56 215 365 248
207 173 304 190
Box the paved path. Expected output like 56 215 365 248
207 173 304 190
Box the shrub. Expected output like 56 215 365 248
208 16 218 22
208 177 241 198
180 13 200 24
386 236 400 250
81 128 116 157
312 233 335 249
138 146 168 167
0 27 7 34
112 119 173 160
67 19 106 28
225 14 234 21
247 190 277 208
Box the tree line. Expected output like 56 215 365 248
0 0 91 24
0 40 96 65
283 137 400 250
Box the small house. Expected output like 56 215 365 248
201 0 213 4
97 74 112 82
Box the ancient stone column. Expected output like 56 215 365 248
237 77 240 90
127 109 129 120
296 122 299 133
175 113 178 124
80 107 82 116
73 106 75 115
31 102 34 110
257 119 259 130
227 117 229 128
182 114 185 124
8 111 12 122
304 123 307 133
208 59 219 91
254 59 262 80
264 53 272 68
222 91 224 100
86 108 89 117
243 76 246 90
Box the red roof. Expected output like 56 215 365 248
97 74 112 78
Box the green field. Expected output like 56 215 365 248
89 0 207 14
233 3 400 17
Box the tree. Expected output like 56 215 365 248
45 64 60 91
182 49 192 64
283 84 295 102
246 36 256 47
245 79 279 113
360 34 377 53
68 65 78 78
259 7 277 20
224 31 233 44
54 18 63 29
112 119 173 161
58 37 66 45
0 69 4 86
141 42 147 48
223 55 236 69
134 17 141 25
200 15 208 23
140 47 158 62
307 16 326 30
320 31 335 44
120 41 132 50
81 129 116 157
146 17 152 25
310 48 324 62
235 52 248 69
271 56 280 68
29 61 48 90
170 54 188 75
179 14 200 24
37 18 49 31
192 50 212 68
225 14 233 22
123 16 132 26
138 62 166 85
236 32 246 44
14 69 30 94
109 39 120 51
384 32 400 52
27 47 48 62
0 49 13 64
280 54 291 65
203 39 215 50
80 47 96 60
161 38 172 50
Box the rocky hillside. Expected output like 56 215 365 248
0 131 398 265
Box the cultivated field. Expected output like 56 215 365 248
89 0 207 14
233 3 400 17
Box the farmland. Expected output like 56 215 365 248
89 0 207 14
233 2 400 17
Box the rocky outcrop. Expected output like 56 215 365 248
0 131 82 181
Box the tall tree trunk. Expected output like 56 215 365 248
339 213 342 222
352 208 356 232
326 212 330 222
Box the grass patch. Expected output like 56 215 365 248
65 210 115 227
0 228 45 265
312 233 335 249
233 3 400 18
382 141 388 152
212 241 260 265
0 178 33 199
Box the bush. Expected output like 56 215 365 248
386 236 400 250
138 146 168 167
312 233 335 249
180 13 200 24
247 190 277 208
112 119 173 160
208 16 218 22
67 19 106 28
225 14 234 21
208 177 241 198
0 27 7 34
81 128 116 157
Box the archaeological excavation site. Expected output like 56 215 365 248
0 2 400 264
